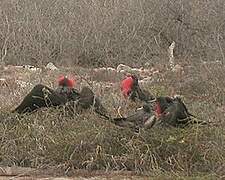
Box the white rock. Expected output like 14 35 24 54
171 64 184 74
0 78 7 86
0 78 6 81
173 94 183 98
116 64 132 72
22 65 40 71
16 80 33 88
106 67 116 71
202 60 222 65
46 62 58 70
139 77 153 84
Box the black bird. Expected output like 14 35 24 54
13 84 68 114
154 96 203 127
13 76 79 114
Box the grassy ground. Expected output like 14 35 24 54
0 65 224 179
0 0 225 178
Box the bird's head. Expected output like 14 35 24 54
57 75 75 89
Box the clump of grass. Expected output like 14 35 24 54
0 64 225 178
0 105 224 177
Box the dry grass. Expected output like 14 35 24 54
0 0 225 67
0 0 225 178
0 64 224 179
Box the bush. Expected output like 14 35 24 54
0 0 224 67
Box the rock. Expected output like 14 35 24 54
139 77 153 84
106 67 116 71
22 65 41 71
0 166 35 176
171 64 184 74
168 41 175 69
116 64 132 72
16 80 33 88
46 62 58 70
0 78 7 87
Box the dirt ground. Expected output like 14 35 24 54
0 176 146 180
0 167 149 180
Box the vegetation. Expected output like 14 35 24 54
0 0 225 178
0 0 225 67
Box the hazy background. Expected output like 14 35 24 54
0 0 224 68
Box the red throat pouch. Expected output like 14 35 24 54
121 76 134 97
155 101 162 117
58 76 75 88
66 78 75 88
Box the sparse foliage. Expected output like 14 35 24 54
0 0 224 67
0 0 225 178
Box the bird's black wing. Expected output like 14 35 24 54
158 103 181 127
76 86 110 119
13 84 67 114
